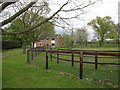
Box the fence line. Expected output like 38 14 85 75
27 49 120 56
51 55 120 65
27 48 120 79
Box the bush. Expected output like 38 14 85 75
2 40 22 49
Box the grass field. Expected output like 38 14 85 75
2 47 119 88
2 48 22 54
74 47 119 51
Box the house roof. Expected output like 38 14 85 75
46 34 60 39
36 42 45 44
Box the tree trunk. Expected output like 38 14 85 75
33 41 34 48
23 38 27 54
99 37 104 47
32 32 35 49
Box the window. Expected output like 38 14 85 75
52 43 55 46
52 38 55 40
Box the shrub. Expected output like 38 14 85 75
2 40 22 49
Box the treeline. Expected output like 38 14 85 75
2 40 22 49
2 13 55 52
62 16 119 48
62 33 119 48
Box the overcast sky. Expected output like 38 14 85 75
0 0 119 41
84 0 119 40
54 0 119 41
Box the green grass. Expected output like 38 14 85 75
2 48 22 54
2 47 119 88
73 47 119 51
0 55 2 89
29 47 119 88
2 50 106 88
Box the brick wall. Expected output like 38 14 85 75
35 35 63 48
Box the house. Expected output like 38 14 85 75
32 34 64 48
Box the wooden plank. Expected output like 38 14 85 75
27 49 30 64
31 49 33 60
29 49 120 56
58 49 120 52
80 51 83 79
57 52 59 64
95 51 98 69
72 53 74 67
50 48 52 61
46 51 48 69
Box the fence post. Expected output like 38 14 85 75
50 48 52 61
27 49 30 64
46 51 48 69
31 48 33 60
95 51 98 69
72 52 74 67
80 51 83 79
57 51 59 64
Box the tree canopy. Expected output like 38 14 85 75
87 16 118 46
74 28 88 46
0 0 100 35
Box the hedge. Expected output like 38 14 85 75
2 40 22 49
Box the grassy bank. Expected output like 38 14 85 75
2 47 119 88
2 50 104 88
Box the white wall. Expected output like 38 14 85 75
51 40 55 43
34 43 36 48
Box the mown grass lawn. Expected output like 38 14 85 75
2 50 103 88
2 47 119 88
2 48 22 54
30 47 119 88
74 47 119 51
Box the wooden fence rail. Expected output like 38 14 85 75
27 48 120 79
51 56 120 65
28 49 120 56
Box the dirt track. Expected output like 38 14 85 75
0 50 22 58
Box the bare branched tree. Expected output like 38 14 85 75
0 0 100 35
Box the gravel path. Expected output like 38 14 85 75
0 50 22 58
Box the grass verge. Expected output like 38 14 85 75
2 50 105 88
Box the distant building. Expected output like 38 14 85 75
32 34 64 48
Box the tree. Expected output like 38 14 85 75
0 0 101 51
0 0 37 27
62 33 72 48
31 15 55 48
8 13 55 53
91 38 97 43
87 16 117 46
74 28 88 47
9 18 31 53
0 0 100 35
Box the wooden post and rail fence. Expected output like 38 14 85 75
27 48 120 79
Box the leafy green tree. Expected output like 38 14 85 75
31 15 55 48
9 18 30 53
91 38 97 43
6 13 55 53
2 21 24 46
74 28 88 47
87 16 117 46
62 33 72 48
